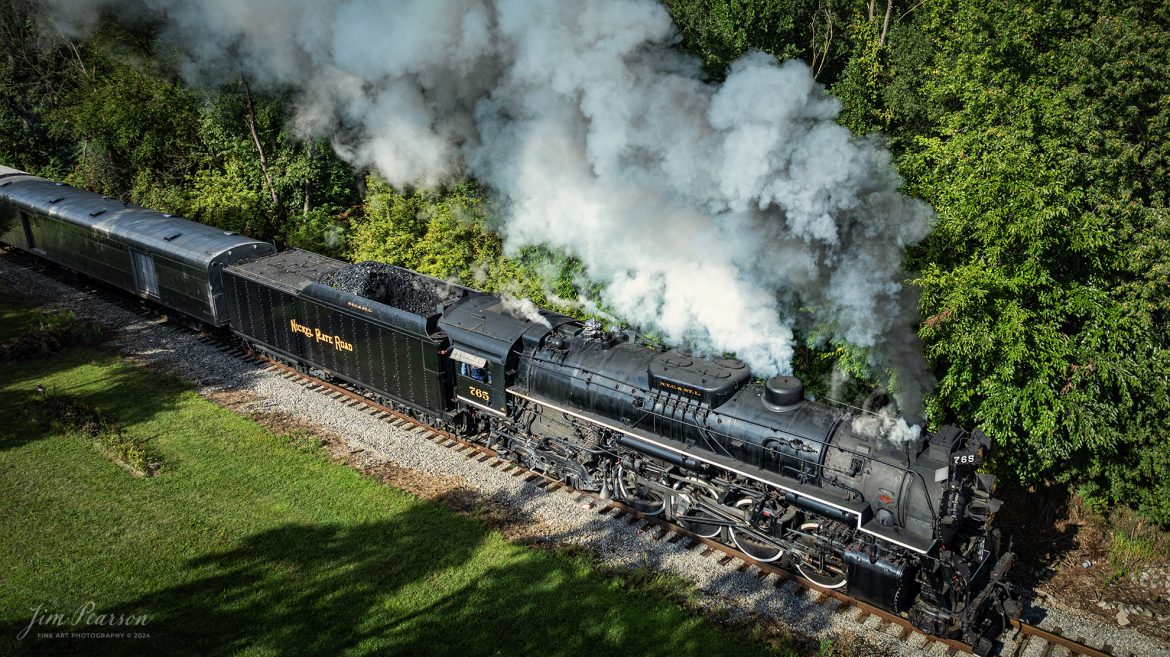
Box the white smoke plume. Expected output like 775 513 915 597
499 292 552 328
851 407 924 446
41 0 935 417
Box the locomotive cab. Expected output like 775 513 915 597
439 294 574 417
451 347 505 414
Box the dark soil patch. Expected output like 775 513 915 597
997 483 1170 638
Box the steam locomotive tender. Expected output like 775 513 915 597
0 166 1018 655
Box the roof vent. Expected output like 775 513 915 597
763 376 804 411
163 232 181 241
89 209 106 217
49 196 64 203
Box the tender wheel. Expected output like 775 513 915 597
730 498 783 562
794 521 848 589
615 466 665 515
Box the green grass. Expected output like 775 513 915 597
1105 508 1170 582
0 284 41 343
0 308 799 656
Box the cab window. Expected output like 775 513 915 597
459 362 492 384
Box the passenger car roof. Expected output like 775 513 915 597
0 167 269 268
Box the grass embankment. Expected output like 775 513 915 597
0 289 40 343
0 291 798 657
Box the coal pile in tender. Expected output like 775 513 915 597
320 261 457 316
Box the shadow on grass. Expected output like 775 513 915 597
0 489 779 657
0 349 188 453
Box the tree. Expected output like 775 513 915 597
662 0 854 81
900 0 1170 523
0 0 89 175
46 38 201 204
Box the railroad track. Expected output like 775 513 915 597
0 247 1129 657
190 332 1122 657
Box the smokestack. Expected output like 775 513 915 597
763 376 804 411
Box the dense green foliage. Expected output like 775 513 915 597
349 177 588 312
0 297 796 657
0 1 360 256
901 1 1170 522
1 0 1168 524
662 0 854 80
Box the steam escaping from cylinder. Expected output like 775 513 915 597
40 0 936 419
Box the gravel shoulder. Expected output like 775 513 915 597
3 253 1168 657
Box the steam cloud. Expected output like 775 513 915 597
42 0 936 418
499 292 552 328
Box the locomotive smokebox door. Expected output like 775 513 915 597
452 348 504 414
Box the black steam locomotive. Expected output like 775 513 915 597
0 165 1018 654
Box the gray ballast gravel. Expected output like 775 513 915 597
3 254 1168 657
